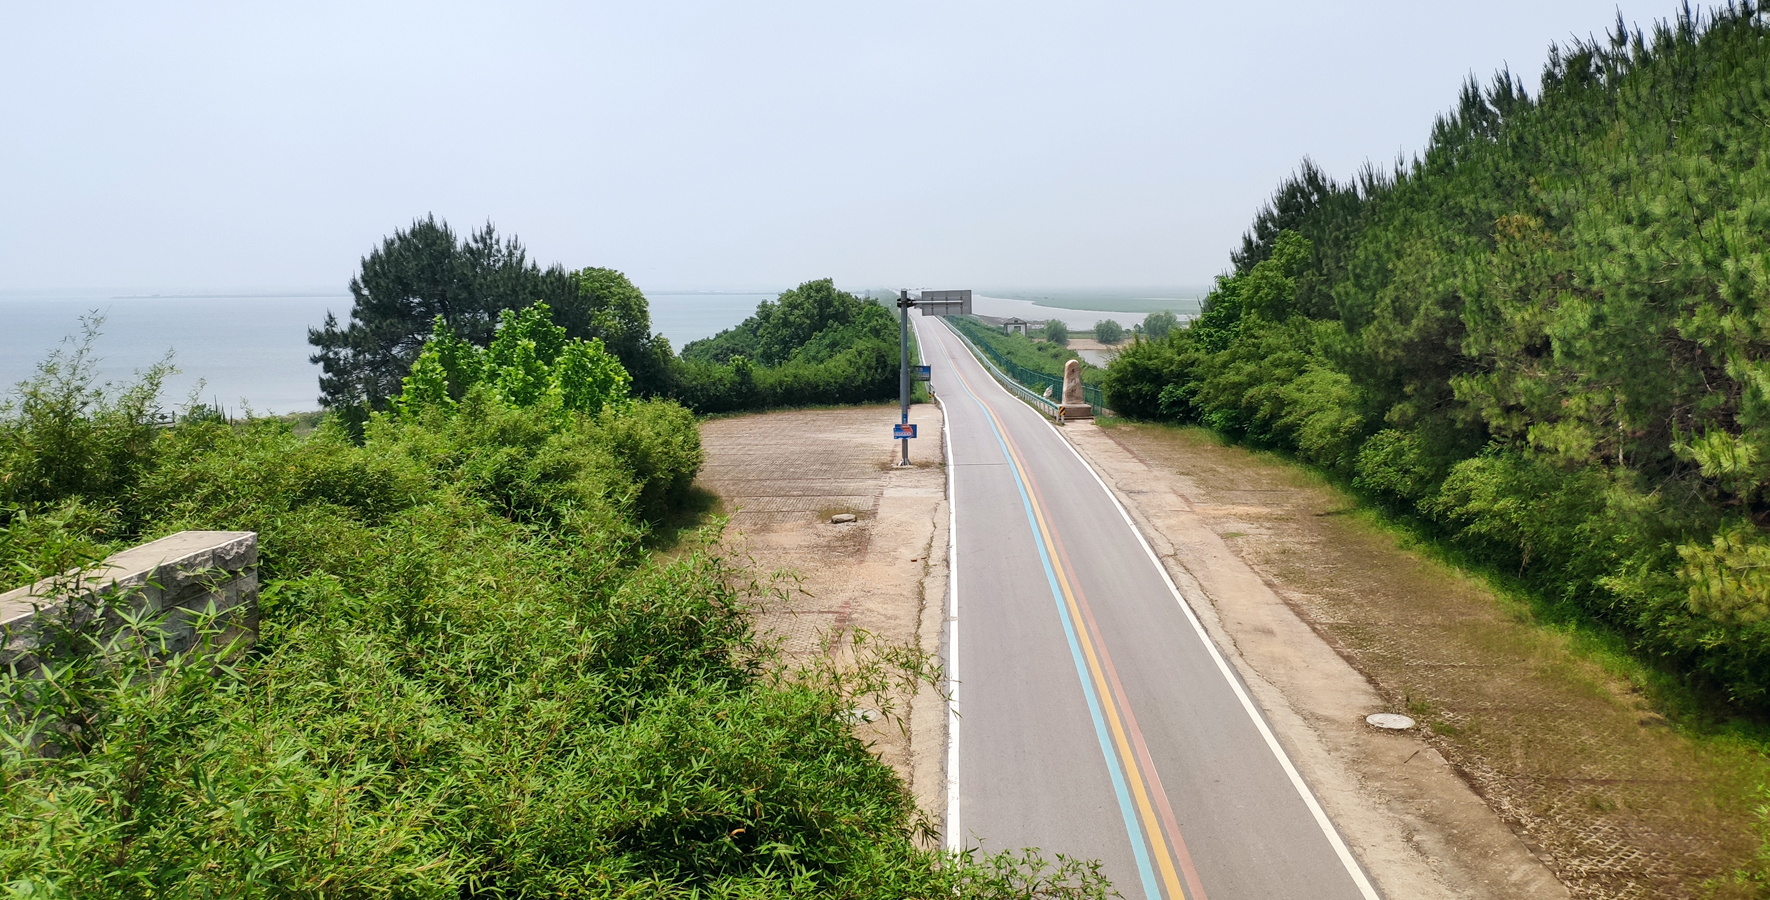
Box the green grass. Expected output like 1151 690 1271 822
948 317 1103 386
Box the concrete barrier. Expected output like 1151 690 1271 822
0 531 258 673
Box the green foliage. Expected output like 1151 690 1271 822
563 266 674 397
949 317 1100 386
1100 332 1193 420
310 218 670 412
670 280 901 414
0 339 1108 896
1093 319 1124 344
1101 3 1770 710
0 316 170 518
595 399 704 523
1043 319 1069 346
397 304 631 419
0 500 115 590
1135 310 1180 341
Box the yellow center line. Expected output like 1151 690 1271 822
994 419 1191 900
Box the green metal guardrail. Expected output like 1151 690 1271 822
942 319 1106 416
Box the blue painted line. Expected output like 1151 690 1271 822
947 357 1163 900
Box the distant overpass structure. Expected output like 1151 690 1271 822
916 289 971 317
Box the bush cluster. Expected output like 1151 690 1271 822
1102 4 1770 709
668 279 902 414
0 328 1106 897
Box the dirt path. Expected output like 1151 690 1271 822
1064 420 1766 900
696 404 948 829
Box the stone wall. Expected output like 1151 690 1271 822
0 531 258 673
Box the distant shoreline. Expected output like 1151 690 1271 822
980 290 1206 314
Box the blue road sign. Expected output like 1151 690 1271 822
894 423 917 440
912 365 931 381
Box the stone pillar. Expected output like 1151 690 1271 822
1058 358 1093 421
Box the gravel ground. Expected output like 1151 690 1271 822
696 403 949 832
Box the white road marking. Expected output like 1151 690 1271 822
926 317 965 854
1041 417 1383 900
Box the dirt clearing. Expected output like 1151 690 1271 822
696 404 948 828
1067 419 1767 900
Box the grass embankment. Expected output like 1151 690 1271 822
946 317 1102 386
0 333 1105 897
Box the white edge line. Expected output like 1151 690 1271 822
927 318 963 854
1041 416 1383 900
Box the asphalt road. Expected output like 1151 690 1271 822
915 313 1381 900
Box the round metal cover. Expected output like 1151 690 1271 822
1365 713 1416 730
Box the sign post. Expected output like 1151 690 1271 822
898 289 912 466
895 288 967 466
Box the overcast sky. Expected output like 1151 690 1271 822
2 1 1661 294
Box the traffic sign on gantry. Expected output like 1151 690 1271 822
917 290 971 316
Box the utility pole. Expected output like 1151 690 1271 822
898 288 912 467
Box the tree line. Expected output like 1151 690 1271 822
1104 2 1770 709
309 216 899 424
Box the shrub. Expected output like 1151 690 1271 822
0 317 170 516
1094 320 1124 344
0 360 1108 896
396 304 630 418
1137 310 1179 341
596 399 704 523
670 281 901 414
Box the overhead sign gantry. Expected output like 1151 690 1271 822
896 289 970 465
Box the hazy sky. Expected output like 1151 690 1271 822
2 1 1660 294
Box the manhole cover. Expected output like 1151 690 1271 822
1365 713 1416 730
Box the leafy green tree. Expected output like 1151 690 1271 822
1043 319 1069 346
561 267 673 397
682 279 890 368
308 216 576 411
396 303 630 418
1094 319 1125 344
1137 310 1180 341
310 218 670 411
671 280 900 413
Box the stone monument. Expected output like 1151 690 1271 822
1058 358 1093 421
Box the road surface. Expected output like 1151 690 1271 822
916 313 1380 900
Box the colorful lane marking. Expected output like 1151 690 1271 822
940 333 1205 900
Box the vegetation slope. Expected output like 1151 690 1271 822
0 307 1096 895
1103 3 1770 711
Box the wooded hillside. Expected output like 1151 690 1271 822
1105 3 1770 707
